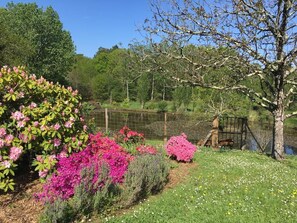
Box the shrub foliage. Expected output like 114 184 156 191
38 133 132 202
165 133 197 162
0 66 89 191
123 154 169 206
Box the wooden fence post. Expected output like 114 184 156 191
211 115 219 148
105 108 108 133
164 112 167 145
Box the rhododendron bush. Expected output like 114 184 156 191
0 66 89 191
38 133 132 202
165 133 197 162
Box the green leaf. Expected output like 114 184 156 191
8 183 14 191
11 94 16 101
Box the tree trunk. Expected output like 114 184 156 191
272 107 285 160
109 92 113 104
141 101 144 109
126 81 129 101
151 74 154 100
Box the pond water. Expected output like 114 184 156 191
89 109 297 155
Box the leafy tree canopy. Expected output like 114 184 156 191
0 3 75 85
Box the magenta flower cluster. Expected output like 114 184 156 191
165 133 197 162
136 145 158 155
115 126 144 144
38 132 133 202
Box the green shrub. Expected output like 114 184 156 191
145 101 157 110
72 164 120 216
123 154 169 206
157 101 168 112
40 199 75 223
40 164 121 222
0 66 89 191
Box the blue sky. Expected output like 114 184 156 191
0 0 152 57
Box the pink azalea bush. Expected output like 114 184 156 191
0 66 89 192
115 126 144 144
38 132 133 202
165 133 197 162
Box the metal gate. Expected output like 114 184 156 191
218 116 248 149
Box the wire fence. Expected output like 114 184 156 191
88 109 297 154
88 108 212 143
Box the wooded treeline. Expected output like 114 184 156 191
0 3 252 116
68 44 253 115
0 2 281 120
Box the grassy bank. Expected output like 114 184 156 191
103 149 297 223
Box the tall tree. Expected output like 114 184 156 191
68 54 98 99
145 0 297 160
0 11 33 67
1 3 75 85
93 46 128 102
137 73 151 109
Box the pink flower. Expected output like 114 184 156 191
11 111 25 121
1 160 11 168
165 134 196 162
49 155 56 162
18 92 25 98
69 117 75 122
39 169 49 178
53 123 61 130
9 146 22 161
30 74 36 80
19 133 28 143
36 155 44 162
72 90 78 96
30 102 37 108
74 108 79 114
0 128 6 137
37 76 45 84
13 67 19 73
40 125 47 131
53 138 61 147
83 125 88 131
58 151 67 159
0 139 4 148
136 145 158 155
33 121 39 127
17 121 25 128
5 134 14 146
181 133 187 138
64 121 73 128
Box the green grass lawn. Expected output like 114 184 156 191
102 149 297 223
